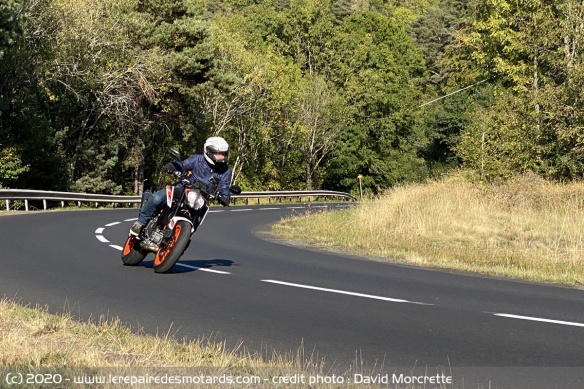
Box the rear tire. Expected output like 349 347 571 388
121 235 146 266
153 221 191 273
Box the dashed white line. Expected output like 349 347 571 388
262 280 433 306
493 313 584 328
97 210 580 333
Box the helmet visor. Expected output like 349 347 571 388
206 146 229 164
211 150 228 161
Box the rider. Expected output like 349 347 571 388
129 136 233 236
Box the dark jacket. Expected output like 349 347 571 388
175 154 232 202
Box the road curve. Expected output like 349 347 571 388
1 205 583 388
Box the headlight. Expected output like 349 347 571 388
187 190 205 210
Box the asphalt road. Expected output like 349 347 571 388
1 205 583 388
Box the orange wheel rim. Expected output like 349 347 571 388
154 224 182 266
123 236 136 256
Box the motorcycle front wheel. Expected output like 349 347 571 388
153 220 191 273
121 235 147 266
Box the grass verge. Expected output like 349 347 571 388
0 299 365 388
273 173 584 287
1 300 464 388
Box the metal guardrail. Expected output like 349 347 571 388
0 189 357 211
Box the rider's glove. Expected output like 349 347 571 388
164 162 180 174
217 195 230 207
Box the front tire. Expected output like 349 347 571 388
121 235 147 266
153 221 191 273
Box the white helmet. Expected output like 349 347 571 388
204 136 229 168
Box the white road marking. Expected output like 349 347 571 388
98 217 581 332
262 280 433 306
493 313 584 328
101 210 580 333
175 263 231 274
108 245 230 273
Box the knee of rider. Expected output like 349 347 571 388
153 189 167 204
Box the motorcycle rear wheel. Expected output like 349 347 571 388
121 235 147 266
153 221 191 273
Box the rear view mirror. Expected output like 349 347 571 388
168 148 182 160
229 185 242 195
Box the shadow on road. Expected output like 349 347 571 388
141 259 234 273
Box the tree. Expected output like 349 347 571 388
296 74 350 188
0 0 68 190
0 0 28 187
34 0 221 194
451 0 584 180
322 11 428 193
0 0 25 60
0 146 29 188
203 18 305 189
406 0 475 176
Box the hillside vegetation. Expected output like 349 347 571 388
3 0 584 198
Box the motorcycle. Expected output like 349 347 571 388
121 149 241 273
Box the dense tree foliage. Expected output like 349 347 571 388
451 0 584 180
2 0 584 195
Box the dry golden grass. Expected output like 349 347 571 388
0 301 228 368
0 300 460 389
0 299 366 388
273 173 584 286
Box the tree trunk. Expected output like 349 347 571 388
134 160 144 196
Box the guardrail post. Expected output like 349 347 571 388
5 200 9 211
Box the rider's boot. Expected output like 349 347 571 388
129 221 144 237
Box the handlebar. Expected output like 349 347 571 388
171 170 219 199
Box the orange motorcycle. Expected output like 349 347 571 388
121 150 240 273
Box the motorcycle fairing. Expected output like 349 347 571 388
168 216 195 233
166 185 174 208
